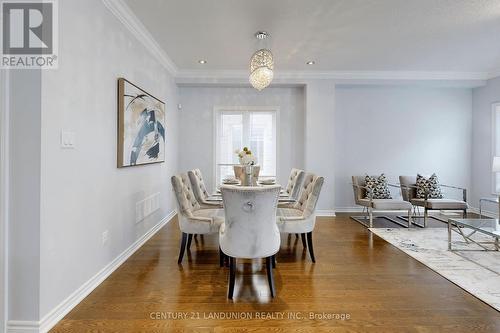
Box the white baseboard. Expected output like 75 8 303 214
469 207 498 219
7 211 177 333
316 210 336 217
6 321 39 333
334 207 363 213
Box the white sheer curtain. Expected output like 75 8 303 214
215 109 277 187
493 103 500 193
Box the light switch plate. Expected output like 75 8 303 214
102 230 109 244
61 130 76 149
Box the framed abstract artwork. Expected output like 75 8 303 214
117 78 166 167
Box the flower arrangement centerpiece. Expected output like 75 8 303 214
235 147 257 165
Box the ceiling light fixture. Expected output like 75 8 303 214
198 59 207 64
249 31 274 91
306 61 315 65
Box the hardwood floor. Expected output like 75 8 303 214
51 216 500 332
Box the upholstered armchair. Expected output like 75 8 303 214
219 185 281 299
277 173 324 262
352 176 412 228
188 169 223 208
233 165 260 186
399 176 468 227
171 173 224 263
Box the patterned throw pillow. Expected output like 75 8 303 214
416 173 443 199
364 174 392 199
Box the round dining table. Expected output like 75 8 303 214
208 180 296 204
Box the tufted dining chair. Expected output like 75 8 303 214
188 169 223 208
278 168 305 208
283 168 305 200
171 173 224 263
219 185 281 299
277 173 324 262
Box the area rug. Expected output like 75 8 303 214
369 227 500 311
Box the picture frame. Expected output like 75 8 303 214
117 78 166 167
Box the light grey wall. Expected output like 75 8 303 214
8 70 42 321
471 76 500 209
334 85 473 209
38 0 179 319
304 81 335 211
178 86 305 190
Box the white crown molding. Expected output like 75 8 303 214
102 0 178 75
176 69 489 81
11 211 177 333
175 70 489 87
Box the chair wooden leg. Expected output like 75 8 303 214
266 256 275 298
177 232 188 264
228 257 236 299
295 233 299 238
300 233 307 249
306 232 316 263
187 234 193 250
272 255 276 268
219 247 224 267
463 209 467 219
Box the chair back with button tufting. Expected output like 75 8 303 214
188 169 211 202
293 173 324 218
284 168 305 200
171 173 201 214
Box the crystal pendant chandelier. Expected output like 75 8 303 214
249 32 274 91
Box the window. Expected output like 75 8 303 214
214 107 278 187
493 103 500 194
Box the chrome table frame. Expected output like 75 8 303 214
448 218 500 251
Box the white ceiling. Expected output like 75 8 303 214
123 0 500 74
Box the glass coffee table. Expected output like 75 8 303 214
448 218 500 251
479 197 499 218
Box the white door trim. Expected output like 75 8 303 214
0 69 10 333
